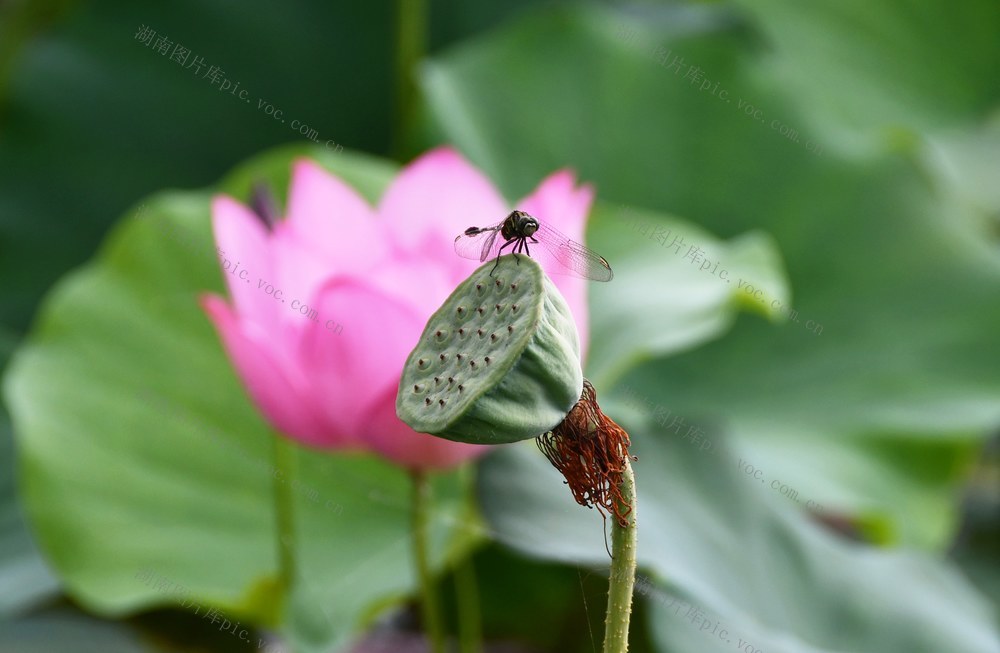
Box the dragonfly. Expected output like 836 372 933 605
454 210 614 281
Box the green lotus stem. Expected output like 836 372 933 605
454 555 483 653
412 470 446 653
272 436 297 603
393 0 427 158
603 457 637 653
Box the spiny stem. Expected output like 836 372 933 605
603 457 637 653
412 470 446 653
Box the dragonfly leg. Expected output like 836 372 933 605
491 238 516 276
512 237 526 264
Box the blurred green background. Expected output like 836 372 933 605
1 0 998 652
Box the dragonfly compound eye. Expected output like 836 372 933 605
396 256 582 445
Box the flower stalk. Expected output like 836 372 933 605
412 470 447 653
454 555 483 653
536 380 637 653
272 436 297 602
393 0 427 158
603 457 637 653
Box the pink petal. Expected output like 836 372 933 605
378 147 509 274
285 159 386 272
200 294 348 448
267 222 340 334
516 170 596 350
296 277 428 437
361 387 489 470
517 170 593 241
360 250 456 321
212 195 278 332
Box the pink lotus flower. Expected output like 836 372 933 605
201 147 595 470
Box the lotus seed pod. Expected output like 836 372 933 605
396 255 583 445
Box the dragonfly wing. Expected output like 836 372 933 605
454 227 501 262
533 223 614 281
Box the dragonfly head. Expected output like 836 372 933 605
510 210 539 237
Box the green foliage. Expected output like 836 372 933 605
2 148 478 652
1 137 786 649
478 434 998 653
1 0 998 651
421 1 1000 551
0 339 58 617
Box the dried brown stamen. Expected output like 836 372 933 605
536 379 634 528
